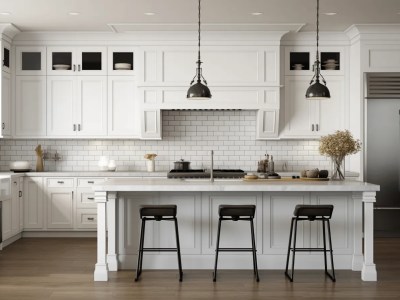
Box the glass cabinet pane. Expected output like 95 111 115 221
321 52 340 70
113 52 133 70
22 52 41 70
82 52 102 70
3 47 9 68
52 52 72 70
290 52 309 70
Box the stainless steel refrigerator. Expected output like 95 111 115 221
366 73 400 237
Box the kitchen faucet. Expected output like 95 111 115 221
210 150 214 182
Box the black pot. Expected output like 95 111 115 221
174 159 191 171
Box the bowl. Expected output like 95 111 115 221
306 169 319 178
10 161 31 172
319 170 329 178
114 63 132 70
53 64 70 70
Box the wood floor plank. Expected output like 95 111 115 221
0 238 399 299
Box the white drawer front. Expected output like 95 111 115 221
47 178 74 188
76 189 97 209
76 209 97 229
77 178 105 188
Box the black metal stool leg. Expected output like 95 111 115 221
213 218 222 282
327 219 336 282
174 217 183 282
135 218 146 281
250 218 260 282
285 217 295 280
289 219 299 282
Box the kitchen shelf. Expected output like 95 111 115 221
289 52 310 70
112 52 134 70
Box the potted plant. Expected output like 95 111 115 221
144 153 157 172
319 130 361 180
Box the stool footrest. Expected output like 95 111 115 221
216 248 255 252
290 248 332 252
140 248 179 252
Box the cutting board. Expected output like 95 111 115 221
243 177 329 182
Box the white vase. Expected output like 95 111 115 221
146 160 155 172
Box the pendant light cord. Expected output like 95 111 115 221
310 0 326 85
198 0 201 63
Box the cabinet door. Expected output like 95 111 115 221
2 40 10 73
108 76 139 136
15 76 47 137
47 46 76 75
76 47 107 75
283 76 315 137
256 109 279 139
76 76 107 136
141 109 161 139
19 178 23 232
24 177 44 230
47 76 76 136
1 71 11 137
315 76 345 136
2 198 12 240
16 46 46 76
46 187 74 229
11 179 20 236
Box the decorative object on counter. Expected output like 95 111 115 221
319 170 329 178
306 168 319 178
257 153 269 173
98 156 109 171
173 159 190 171
35 145 44 172
305 0 330 100
187 0 211 100
108 160 117 171
268 155 275 173
244 173 258 180
319 130 361 180
144 153 157 172
9 161 31 172
300 170 308 178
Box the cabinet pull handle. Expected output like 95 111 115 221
19 191 22 197
316 124 319 131
78 124 81 131
78 64 81 72
73 124 76 131
57 181 64 184
87 181 95 184
87 197 95 200
88 217 95 221
73 64 76 72
14 181 17 185
2 122 5 130
72 191 74 197
311 124 314 131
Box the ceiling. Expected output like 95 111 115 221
0 0 399 32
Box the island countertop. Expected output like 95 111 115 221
93 177 380 193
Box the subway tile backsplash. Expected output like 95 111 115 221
0 111 330 172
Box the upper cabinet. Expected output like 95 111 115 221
47 46 107 76
108 46 136 76
16 46 46 75
1 71 11 137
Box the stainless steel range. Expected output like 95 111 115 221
167 169 245 179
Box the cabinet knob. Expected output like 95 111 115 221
87 181 94 184
57 181 64 184
73 124 76 131
78 64 81 72
311 124 315 131
87 217 95 221
19 191 22 197
78 124 81 131
316 124 319 131
73 64 76 72
87 197 95 200
2 122 5 130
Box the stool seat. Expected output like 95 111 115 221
140 205 177 218
293 204 333 219
219 205 256 218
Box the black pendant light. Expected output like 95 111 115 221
305 0 330 99
187 0 211 100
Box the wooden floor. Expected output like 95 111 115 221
0 238 399 299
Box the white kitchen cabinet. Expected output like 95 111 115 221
47 46 107 76
141 109 161 139
47 76 107 137
15 76 47 137
16 46 46 76
19 178 23 232
46 183 74 229
1 71 11 137
108 76 139 137
23 177 44 230
282 76 345 138
11 179 20 236
1 178 11 240
108 46 136 76
256 109 279 139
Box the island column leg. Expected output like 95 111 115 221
107 192 118 271
362 191 377 281
94 191 108 281
352 192 363 271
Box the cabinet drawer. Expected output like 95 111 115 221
76 189 97 209
76 209 97 229
77 178 105 188
47 178 74 188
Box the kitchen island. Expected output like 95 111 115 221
93 178 379 282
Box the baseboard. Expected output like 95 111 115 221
1 233 23 249
22 231 97 238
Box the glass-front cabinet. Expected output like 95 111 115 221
108 46 136 75
2 39 11 73
47 46 107 75
16 46 46 75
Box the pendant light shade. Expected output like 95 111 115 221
306 0 330 100
187 0 211 100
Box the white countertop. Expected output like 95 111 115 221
93 177 379 192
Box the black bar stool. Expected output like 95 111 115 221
135 205 183 282
285 204 336 282
213 204 260 282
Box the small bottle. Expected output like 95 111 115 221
268 155 275 173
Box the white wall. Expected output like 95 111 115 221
0 110 331 172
